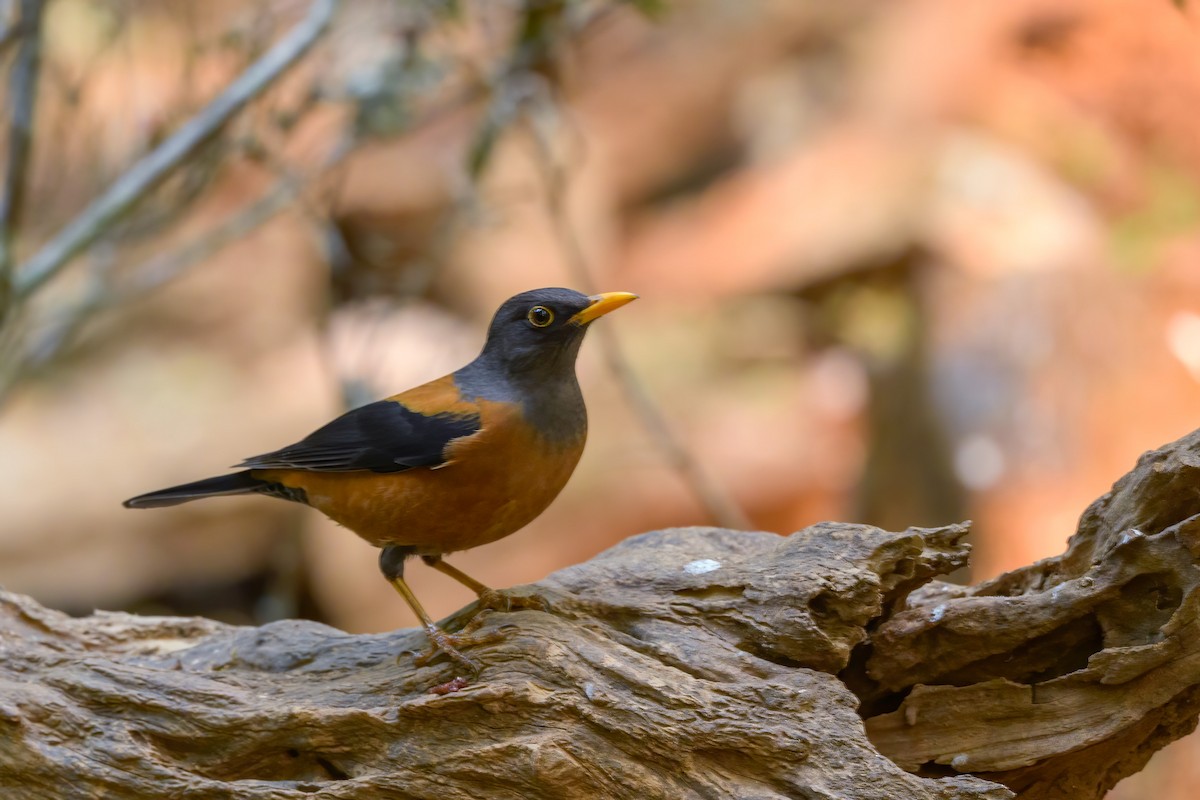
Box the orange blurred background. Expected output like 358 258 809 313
1 0 1199 795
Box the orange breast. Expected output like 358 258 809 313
255 400 585 554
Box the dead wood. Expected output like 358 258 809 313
5 430 1200 799
861 428 1200 798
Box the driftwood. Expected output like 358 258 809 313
4 431 1200 798
862 427 1200 798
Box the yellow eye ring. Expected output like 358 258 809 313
527 305 554 328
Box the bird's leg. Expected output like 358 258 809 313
379 546 499 673
421 555 551 618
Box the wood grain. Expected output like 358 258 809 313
6 428 1200 798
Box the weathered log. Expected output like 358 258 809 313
862 429 1200 798
3 430 1200 799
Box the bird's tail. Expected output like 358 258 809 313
123 471 264 509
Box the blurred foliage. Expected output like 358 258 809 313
1111 163 1200 272
0 0 655 407
4 4 1200 794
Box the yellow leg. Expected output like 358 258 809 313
422 556 550 615
386 575 497 673
423 557 493 596
387 574 439 629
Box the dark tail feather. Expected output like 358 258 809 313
123 471 264 509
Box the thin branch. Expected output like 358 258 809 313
0 145 350 407
0 128 357 411
0 0 45 316
125 136 350 301
525 91 753 531
0 0 22 58
0 174 304 410
13 0 339 301
124 176 303 296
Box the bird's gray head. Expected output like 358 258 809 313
476 287 637 380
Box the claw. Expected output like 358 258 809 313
411 624 505 672
429 676 471 695
477 588 551 615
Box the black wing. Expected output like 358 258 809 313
236 400 480 473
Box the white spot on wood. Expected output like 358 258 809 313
684 559 721 575
1119 529 1144 546
930 604 947 623
951 753 969 770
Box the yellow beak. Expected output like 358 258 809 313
569 292 639 325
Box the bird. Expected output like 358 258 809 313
124 287 637 672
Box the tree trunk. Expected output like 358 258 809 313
5 430 1200 799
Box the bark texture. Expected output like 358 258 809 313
4 429 1200 799
862 428 1200 798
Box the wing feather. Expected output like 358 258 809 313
237 399 481 473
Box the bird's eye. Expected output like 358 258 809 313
527 305 554 328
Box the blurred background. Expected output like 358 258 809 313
1 0 1199 795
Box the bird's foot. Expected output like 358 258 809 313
429 676 471 695
455 589 548 636
410 624 505 673
476 587 551 615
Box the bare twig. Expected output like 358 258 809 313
0 141 354 410
124 177 302 297
0 0 45 317
0 127 356 409
124 135 347 302
524 91 753 531
124 130 360 300
0 0 22 58
13 0 339 301
0 186 293 407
